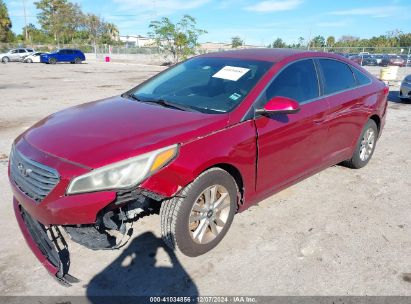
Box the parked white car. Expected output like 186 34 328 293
23 52 46 63
0 48 35 63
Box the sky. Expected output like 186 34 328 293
5 0 411 46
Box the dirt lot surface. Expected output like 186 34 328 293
0 62 410 296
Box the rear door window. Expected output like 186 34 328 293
319 59 356 95
263 59 319 104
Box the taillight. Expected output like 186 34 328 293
383 86 389 96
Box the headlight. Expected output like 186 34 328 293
67 145 178 195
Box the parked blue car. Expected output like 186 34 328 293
40 49 86 64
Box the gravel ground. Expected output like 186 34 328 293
0 62 410 296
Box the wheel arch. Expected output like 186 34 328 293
205 163 244 206
369 114 381 134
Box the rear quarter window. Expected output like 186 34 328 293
319 59 356 95
352 68 372 86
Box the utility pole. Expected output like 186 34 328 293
22 0 28 42
307 29 312 51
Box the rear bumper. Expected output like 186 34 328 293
13 199 79 286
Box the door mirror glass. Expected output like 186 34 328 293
256 97 300 115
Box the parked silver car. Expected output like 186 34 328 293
0 48 35 63
399 74 411 101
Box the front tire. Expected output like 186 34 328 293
343 120 378 169
160 168 238 257
2 56 10 63
49 58 57 64
74 57 82 64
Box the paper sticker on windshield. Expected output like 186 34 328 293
212 66 250 81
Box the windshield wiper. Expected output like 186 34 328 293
143 99 195 112
123 93 140 101
124 93 201 112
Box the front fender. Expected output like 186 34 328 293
140 120 257 203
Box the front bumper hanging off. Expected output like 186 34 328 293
13 199 79 286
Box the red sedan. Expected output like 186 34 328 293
9 49 388 285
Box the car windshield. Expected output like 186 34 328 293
128 57 273 114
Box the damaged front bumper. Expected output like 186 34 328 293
13 199 79 286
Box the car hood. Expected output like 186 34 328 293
22 96 229 169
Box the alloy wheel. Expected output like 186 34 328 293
359 128 375 161
189 185 231 244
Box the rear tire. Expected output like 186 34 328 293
26 58 33 63
160 168 238 257
343 120 378 169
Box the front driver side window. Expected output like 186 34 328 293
263 59 319 104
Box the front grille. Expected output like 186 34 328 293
10 147 60 202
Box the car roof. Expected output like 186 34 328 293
199 48 345 63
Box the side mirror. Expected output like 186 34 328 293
255 96 300 115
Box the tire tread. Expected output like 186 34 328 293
160 168 234 253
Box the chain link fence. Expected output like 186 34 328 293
1 43 410 76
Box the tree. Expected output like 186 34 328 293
399 33 411 47
326 36 335 47
231 36 243 48
34 0 83 44
311 35 325 48
0 0 13 42
22 23 51 43
271 38 286 48
105 23 119 42
149 15 207 63
60 2 83 42
84 14 106 54
297 36 305 48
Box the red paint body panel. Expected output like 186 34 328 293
13 199 59 276
141 120 257 204
255 95 330 196
263 97 300 113
24 96 228 169
10 138 116 225
9 49 388 227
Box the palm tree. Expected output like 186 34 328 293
0 0 13 42
106 23 119 42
